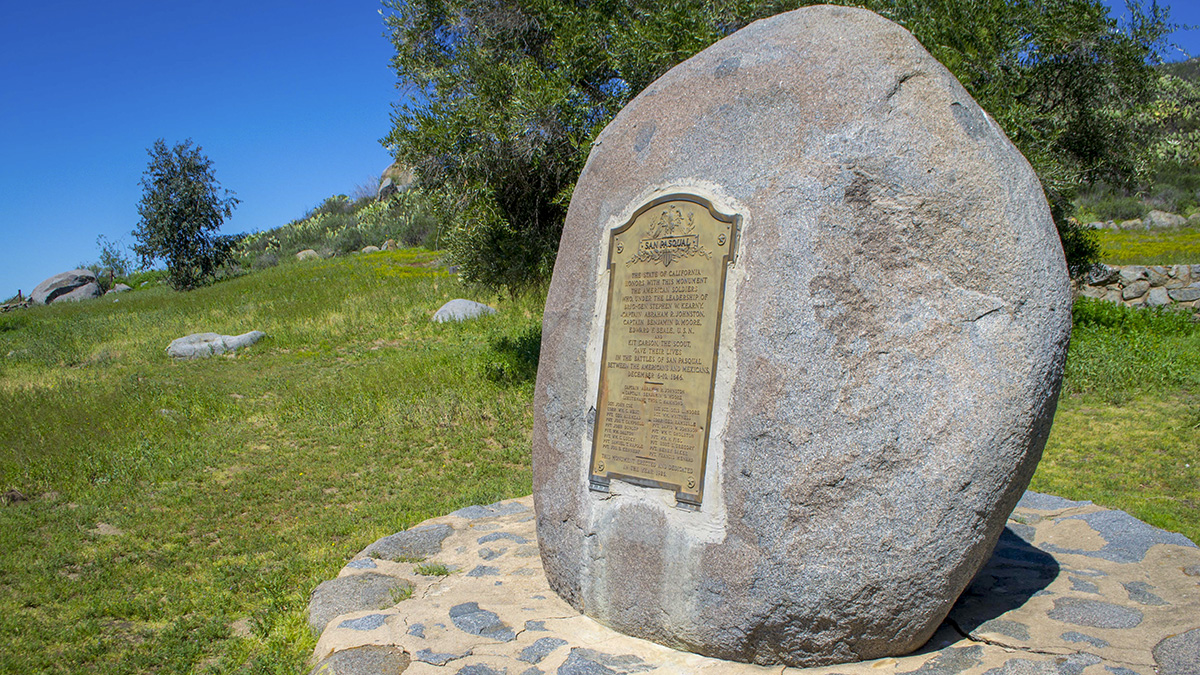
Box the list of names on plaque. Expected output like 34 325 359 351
590 195 738 506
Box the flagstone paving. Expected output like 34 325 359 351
308 493 1200 675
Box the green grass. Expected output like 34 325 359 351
1032 298 1200 543
0 250 541 673
414 562 451 577
0 257 1196 673
1096 225 1200 265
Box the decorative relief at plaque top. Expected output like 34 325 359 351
589 193 740 507
625 203 714 268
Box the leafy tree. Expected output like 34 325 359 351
383 0 1174 290
1142 60 1200 168
133 139 240 290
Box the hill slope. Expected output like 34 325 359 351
0 250 542 672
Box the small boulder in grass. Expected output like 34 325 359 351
361 245 381 254
167 331 266 359
296 249 319 261
432 299 497 323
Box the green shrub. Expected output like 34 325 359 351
482 322 542 385
1065 297 1200 396
1072 296 1197 334
122 269 169 288
1089 196 1148 222
132 139 240 290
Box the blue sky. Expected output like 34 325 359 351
1 0 398 297
1 1 1198 298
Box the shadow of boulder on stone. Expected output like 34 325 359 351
946 526 1061 637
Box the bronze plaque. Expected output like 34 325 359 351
589 194 739 507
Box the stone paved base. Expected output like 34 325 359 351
307 493 1200 675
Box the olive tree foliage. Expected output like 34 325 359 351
383 0 1174 290
1142 60 1200 167
133 139 240 290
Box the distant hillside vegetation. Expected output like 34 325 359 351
1076 57 1200 223
1162 56 1200 83
234 190 440 270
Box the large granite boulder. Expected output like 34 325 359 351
30 269 101 305
166 331 266 359
378 161 415 201
1145 210 1186 229
533 6 1071 668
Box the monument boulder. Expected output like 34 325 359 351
533 5 1071 667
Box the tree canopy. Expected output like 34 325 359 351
133 139 240 290
383 0 1176 290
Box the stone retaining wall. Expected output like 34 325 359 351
1078 263 1200 312
1086 209 1200 231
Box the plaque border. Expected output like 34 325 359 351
588 192 740 508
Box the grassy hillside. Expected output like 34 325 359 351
0 252 1197 673
0 250 541 673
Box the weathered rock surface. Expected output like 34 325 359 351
1119 266 1148 285
1170 286 1200 302
1146 210 1187 229
54 283 102 303
307 645 409 675
431 299 496 323
106 284 132 294
307 494 1200 675
1085 264 1119 287
297 249 320 261
361 524 453 561
31 269 101 305
1146 287 1171 307
166 331 266 359
360 246 380 254
533 5 1070 667
308 573 414 634
378 162 415 201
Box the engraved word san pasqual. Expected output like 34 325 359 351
589 194 739 507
